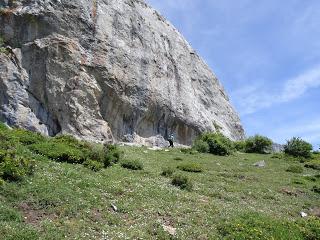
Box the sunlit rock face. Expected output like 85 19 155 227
0 0 245 146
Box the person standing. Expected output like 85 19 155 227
168 134 174 148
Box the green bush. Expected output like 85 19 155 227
177 163 203 173
234 140 246 152
0 36 7 54
180 148 197 155
83 159 104 172
29 142 86 164
0 122 8 131
171 174 193 191
305 160 320 170
85 144 105 162
198 133 234 156
218 212 304 240
11 129 46 145
312 185 320 194
0 150 35 181
53 135 85 148
286 165 304 173
192 139 209 153
121 159 143 170
161 167 175 177
104 144 121 167
271 153 284 159
0 130 19 150
284 137 313 158
244 135 273 154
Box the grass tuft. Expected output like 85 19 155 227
121 159 143 170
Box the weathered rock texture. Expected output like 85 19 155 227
0 0 244 145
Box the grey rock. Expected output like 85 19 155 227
300 211 308 218
111 203 118 212
272 143 284 153
254 160 266 168
0 0 245 145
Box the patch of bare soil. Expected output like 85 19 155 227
18 202 57 226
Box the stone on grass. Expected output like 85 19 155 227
254 160 266 167
162 224 176 236
111 204 118 212
300 211 308 218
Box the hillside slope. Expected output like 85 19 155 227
0 125 319 239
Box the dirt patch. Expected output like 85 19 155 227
309 207 320 218
90 208 103 222
279 188 305 197
18 202 57 226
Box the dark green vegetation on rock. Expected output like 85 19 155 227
0 123 319 239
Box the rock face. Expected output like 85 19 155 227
0 0 245 146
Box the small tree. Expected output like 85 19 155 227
245 135 273 154
198 133 234 156
284 137 312 158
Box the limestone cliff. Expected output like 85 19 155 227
0 0 245 146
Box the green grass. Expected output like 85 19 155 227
0 124 319 239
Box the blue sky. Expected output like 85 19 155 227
146 0 320 148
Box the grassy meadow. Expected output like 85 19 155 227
0 124 319 239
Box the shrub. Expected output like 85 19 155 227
218 212 304 240
234 140 246 152
0 122 8 131
11 129 46 145
83 159 104 172
0 36 7 54
305 160 320 170
312 185 320 194
104 144 121 167
177 163 203 173
161 167 175 177
171 174 193 191
245 135 273 154
85 144 105 162
0 150 35 181
29 142 86 164
192 139 209 153
286 165 303 173
284 137 313 158
121 159 143 170
180 148 197 155
53 135 85 148
199 133 234 156
271 153 284 159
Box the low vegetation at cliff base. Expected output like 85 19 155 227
0 123 319 239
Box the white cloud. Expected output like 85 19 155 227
269 118 320 148
281 66 320 102
233 64 320 115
